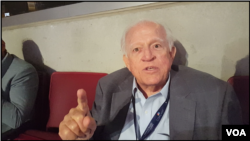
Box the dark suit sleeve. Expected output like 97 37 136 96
219 83 243 139
90 80 105 140
2 67 39 129
91 81 102 123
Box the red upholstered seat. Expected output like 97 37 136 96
47 72 107 128
15 72 107 140
14 133 43 140
227 76 249 125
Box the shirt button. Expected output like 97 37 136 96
145 111 148 114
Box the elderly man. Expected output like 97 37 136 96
59 20 242 140
2 39 39 135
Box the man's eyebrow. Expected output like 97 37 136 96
128 42 143 48
127 37 165 49
130 37 164 46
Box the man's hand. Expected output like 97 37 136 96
59 89 96 140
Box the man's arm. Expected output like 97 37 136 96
90 80 105 140
2 67 38 129
219 83 243 139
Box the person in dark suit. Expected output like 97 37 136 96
1 39 39 134
58 20 242 140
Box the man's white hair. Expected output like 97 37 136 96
121 20 175 56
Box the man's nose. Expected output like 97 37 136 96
142 48 155 62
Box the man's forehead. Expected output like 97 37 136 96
126 24 166 42
129 22 161 33
126 22 166 38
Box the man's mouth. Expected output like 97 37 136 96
144 66 158 71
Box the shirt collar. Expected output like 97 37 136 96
132 73 171 99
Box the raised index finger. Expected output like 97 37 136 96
77 89 89 111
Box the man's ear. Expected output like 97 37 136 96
170 46 176 61
123 55 131 71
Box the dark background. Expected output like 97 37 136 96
1 2 81 17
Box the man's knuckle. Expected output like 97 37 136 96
59 121 65 130
62 127 71 137
75 117 81 124
69 108 76 114
68 122 77 131
63 114 69 121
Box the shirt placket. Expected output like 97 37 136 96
140 97 153 140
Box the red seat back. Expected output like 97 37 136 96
46 72 107 129
227 76 249 125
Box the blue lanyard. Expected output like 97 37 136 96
132 89 170 140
